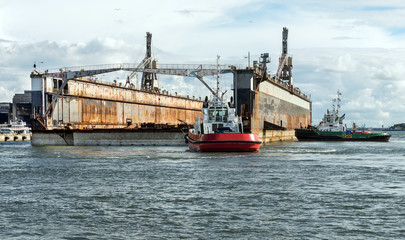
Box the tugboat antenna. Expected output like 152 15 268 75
216 55 220 98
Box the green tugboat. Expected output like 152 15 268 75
295 91 391 142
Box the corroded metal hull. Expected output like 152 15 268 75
31 66 311 146
233 69 312 144
185 132 261 152
31 72 312 145
49 78 203 128
30 76 204 146
31 76 202 124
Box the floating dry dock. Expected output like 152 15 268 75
30 72 204 146
30 29 311 146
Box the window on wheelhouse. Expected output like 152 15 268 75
208 107 228 122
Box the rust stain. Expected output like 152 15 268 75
56 79 204 129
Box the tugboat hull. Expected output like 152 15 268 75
295 128 391 142
186 133 261 152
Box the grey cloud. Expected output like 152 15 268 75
174 9 213 16
293 48 405 127
81 39 107 55
0 39 139 101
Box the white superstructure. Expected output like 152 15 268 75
317 91 346 132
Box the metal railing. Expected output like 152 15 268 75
45 63 235 74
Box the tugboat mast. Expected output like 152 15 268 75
333 90 342 115
216 55 220 98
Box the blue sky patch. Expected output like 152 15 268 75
360 6 399 11
390 27 405 36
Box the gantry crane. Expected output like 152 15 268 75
276 27 293 88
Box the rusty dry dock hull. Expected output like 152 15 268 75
30 76 204 146
233 69 312 144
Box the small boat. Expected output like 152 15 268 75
0 120 32 142
8 120 31 134
295 91 391 142
0 120 31 134
184 56 261 152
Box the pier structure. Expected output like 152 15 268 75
0 132 31 142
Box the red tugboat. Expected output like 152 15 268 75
185 56 261 152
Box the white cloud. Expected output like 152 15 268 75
0 85 16 103
294 48 405 127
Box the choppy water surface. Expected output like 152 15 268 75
1 132 405 239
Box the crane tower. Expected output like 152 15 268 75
141 32 158 90
276 27 293 88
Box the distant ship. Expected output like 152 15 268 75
295 91 391 142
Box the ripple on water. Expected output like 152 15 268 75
1 136 405 239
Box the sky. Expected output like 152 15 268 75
1 0 405 127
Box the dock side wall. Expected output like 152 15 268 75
253 81 311 131
234 70 312 143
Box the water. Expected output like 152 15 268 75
1 132 405 239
